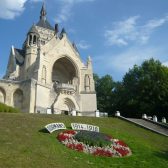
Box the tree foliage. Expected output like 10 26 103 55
95 59 168 120
94 74 115 113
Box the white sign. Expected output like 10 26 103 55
45 123 66 133
71 123 99 132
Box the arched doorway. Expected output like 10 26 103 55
63 98 76 114
52 57 78 84
53 95 79 115
13 89 23 110
0 87 5 103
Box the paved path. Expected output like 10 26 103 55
127 118 168 137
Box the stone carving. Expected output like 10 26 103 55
85 74 90 92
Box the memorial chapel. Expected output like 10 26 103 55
0 4 97 116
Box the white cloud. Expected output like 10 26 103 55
0 0 28 19
56 0 95 23
30 0 43 2
105 15 168 46
105 16 139 46
77 40 91 50
110 47 159 72
93 45 168 81
144 16 168 29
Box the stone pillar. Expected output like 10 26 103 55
142 114 147 119
95 110 100 117
153 115 157 122
115 111 120 117
162 117 166 123
77 112 82 116
47 108 52 114
72 110 76 116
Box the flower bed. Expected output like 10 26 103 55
57 130 132 157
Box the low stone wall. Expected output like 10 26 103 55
116 116 168 137
142 118 168 129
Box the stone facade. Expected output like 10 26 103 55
0 4 97 116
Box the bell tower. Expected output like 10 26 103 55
24 25 39 75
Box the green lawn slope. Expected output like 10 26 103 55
0 113 167 168
0 103 20 113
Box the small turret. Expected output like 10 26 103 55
87 56 93 70
27 25 39 46
36 3 54 31
40 3 47 21
60 28 66 39
55 23 59 34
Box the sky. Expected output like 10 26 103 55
0 0 168 81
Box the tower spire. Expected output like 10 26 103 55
40 2 47 20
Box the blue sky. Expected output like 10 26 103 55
0 0 168 81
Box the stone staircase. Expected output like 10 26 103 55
119 116 168 137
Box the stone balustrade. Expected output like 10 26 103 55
55 83 76 94
142 114 167 124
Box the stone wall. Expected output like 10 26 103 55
0 79 32 112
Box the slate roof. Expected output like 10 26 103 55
36 19 54 31
14 48 25 66
36 3 54 31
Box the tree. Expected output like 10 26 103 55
94 74 115 114
116 59 168 119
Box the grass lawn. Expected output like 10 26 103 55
0 113 167 168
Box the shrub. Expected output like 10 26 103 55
74 130 112 147
0 103 20 113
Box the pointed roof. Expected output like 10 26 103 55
36 3 54 31
61 28 66 34
14 48 25 66
55 23 59 34
60 28 66 39
40 2 47 19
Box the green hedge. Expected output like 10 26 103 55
0 103 20 113
74 130 112 147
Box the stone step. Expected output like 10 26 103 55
127 118 168 136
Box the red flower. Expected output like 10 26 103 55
67 143 75 149
57 133 70 141
116 140 128 147
93 149 113 157
63 130 76 135
57 130 131 157
114 147 130 156
75 144 84 152
66 143 84 151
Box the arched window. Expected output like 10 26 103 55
0 87 5 103
29 35 32 45
33 35 36 44
13 89 23 110
52 57 77 84
42 66 47 84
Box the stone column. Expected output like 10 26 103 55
142 114 147 119
153 115 157 122
95 110 100 117
115 111 120 117
162 117 166 123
